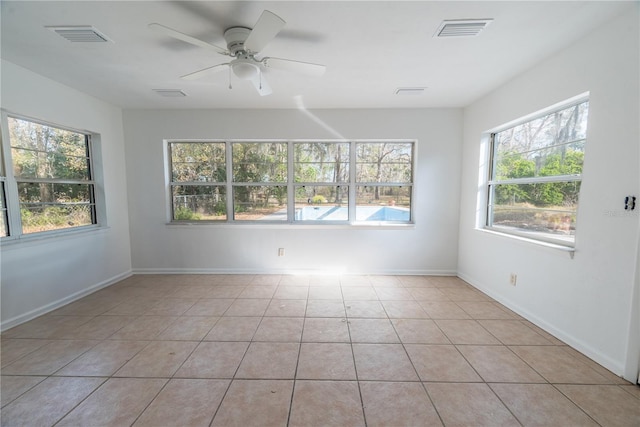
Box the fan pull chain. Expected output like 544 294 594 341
259 70 263 90
228 66 232 90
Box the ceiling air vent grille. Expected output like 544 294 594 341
435 19 493 38
153 89 187 98
46 26 111 43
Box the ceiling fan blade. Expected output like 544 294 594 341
244 10 285 53
149 23 229 55
249 72 272 96
263 57 326 77
181 63 230 80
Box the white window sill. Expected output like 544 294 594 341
0 225 110 250
478 227 576 257
166 221 415 230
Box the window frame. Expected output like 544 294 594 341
0 111 101 240
167 139 415 226
484 95 589 247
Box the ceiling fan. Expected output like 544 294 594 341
149 10 326 96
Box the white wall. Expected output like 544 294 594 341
457 10 640 380
123 108 462 275
0 61 132 329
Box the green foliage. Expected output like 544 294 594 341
311 195 327 204
174 206 201 220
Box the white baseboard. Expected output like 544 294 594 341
1 270 133 332
132 267 458 276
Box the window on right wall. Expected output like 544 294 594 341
486 98 589 247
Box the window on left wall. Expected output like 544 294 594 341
1 115 97 237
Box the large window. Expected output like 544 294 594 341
486 99 588 246
1 115 97 237
168 140 414 224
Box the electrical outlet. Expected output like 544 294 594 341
509 273 517 286
278 248 285 257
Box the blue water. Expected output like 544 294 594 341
295 206 410 221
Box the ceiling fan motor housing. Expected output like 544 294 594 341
224 27 252 56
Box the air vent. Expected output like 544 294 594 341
153 89 187 97
434 19 493 38
395 87 427 96
46 26 111 43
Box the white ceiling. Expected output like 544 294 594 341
1 1 632 110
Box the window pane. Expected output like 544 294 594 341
8 117 90 180
355 186 411 221
0 184 7 237
233 142 287 182
493 102 588 181
17 182 95 233
294 185 349 221
294 142 349 183
172 185 226 221
171 142 226 183
490 181 580 238
356 142 412 183
233 185 287 221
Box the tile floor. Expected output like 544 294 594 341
1 274 639 426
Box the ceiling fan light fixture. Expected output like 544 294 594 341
232 61 260 80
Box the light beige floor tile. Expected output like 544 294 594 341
397 276 433 287
560 345 630 384
308 286 343 300
557 384 640 427
419 301 471 319
391 319 450 344
142 298 198 316
238 285 277 299
55 340 149 376
369 275 403 287
224 299 270 317
51 297 121 316
305 299 346 317
57 378 167 427
108 316 178 340
457 301 518 319
426 382 520 426
264 299 307 317
309 276 341 286
236 342 299 379
381 300 429 318
251 275 282 285
510 346 612 384
340 287 378 300
1 339 52 368
168 285 219 299
175 341 249 378
405 344 482 382
210 285 248 299
273 286 309 300
2 315 93 339
520 321 566 345
289 380 365 427
428 276 470 288
478 320 554 345
407 287 450 301
253 317 304 342
490 383 598 426
114 340 197 377
439 287 492 301
340 275 372 286
184 299 234 316
360 382 442 427
1 339 98 375
203 317 261 341
348 318 399 343
352 344 418 381
105 297 163 315
296 343 356 380
435 319 501 344
457 345 546 383
620 384 640 399
134 379 229 427
0 376 46 408
1 377 105 427
302 317 350 342
278 275 310 286
374 287 414 300
344 300 388 318
212 380 293 427
52 315 136 339
216 275 256 286
156 316 219 340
